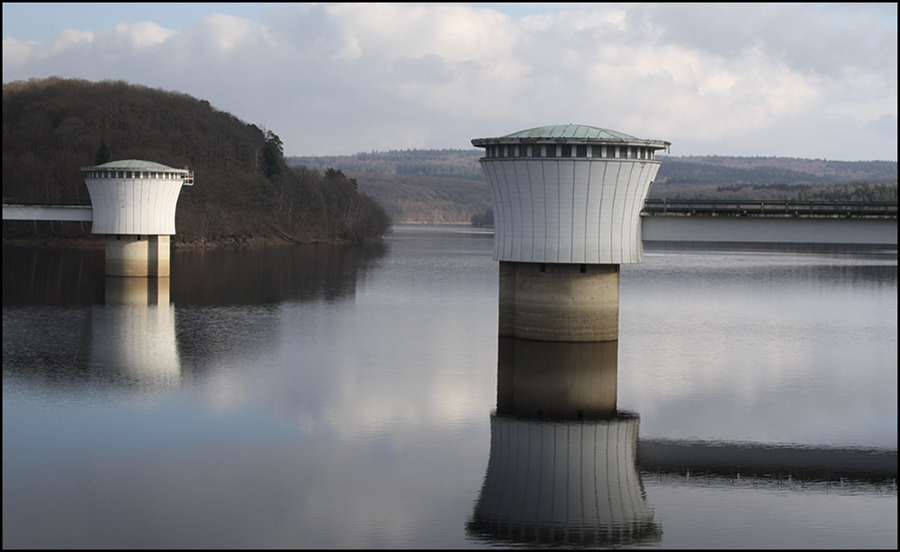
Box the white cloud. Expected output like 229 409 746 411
110 21 175 50
2 3 896 160
50 28 94 54
2 36 42 66
325 3 513 62
184 13 271 59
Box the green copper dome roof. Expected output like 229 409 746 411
81 159 186 171
471 124 669 147
501 124 638 140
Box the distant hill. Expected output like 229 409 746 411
660 155 897 182
652 155 897 200
342 171 491 224
291 149 484 181
289 150 487 223
288 150 897 223
2 77 389 244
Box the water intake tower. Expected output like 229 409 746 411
80 160 193 277
472 125 670 341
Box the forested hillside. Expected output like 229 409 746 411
288 150 897 223
2 77 390 245
342 171 490 223
288 150 487 223
652 155 897 200
292 149 484 181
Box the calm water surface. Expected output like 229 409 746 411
3 224 897 548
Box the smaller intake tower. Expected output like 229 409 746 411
81 159 193 277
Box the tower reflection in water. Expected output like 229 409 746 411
467 337 660 547
89 277 180 387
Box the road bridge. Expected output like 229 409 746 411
2 198 93 221
641 211 897 245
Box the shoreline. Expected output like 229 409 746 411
2 234 386 249
0 222 491 249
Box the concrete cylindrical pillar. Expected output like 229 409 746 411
498 261 517 337
105 235 170 277
499 261 619 342
105 275 171 306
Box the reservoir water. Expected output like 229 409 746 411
3 224 897 548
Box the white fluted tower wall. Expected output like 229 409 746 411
473 125 669 264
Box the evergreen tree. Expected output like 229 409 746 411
261 130 283 180
94 141 111 165
324 167 346 180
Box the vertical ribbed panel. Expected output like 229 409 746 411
482 159 661 264
470 415 657 545
85 177 184 235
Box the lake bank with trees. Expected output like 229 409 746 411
2 78 390 247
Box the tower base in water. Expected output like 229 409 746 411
499 261 619 342
105 235 170 277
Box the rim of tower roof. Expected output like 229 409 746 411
80 159 188 171
471 124 670 147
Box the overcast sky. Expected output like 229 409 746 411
3 3 897 160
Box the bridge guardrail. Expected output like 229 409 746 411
3 197 92 206
642 198 898 218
